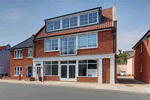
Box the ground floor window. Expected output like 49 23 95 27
44 61 58 76
14 67 22 76
79 60 97 77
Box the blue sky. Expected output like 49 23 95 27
0 0 150 52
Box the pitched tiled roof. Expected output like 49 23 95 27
0 45 7 51
35 8 113 39
9 37 33 50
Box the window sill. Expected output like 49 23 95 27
45 50 59 52
27 57 33 59
78 46 98 50
14 58 23 59
13 75 23 77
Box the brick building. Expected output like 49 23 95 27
9 5 117 84
132 30 150 83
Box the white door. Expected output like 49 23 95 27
60 64 76 81
36 67 41 80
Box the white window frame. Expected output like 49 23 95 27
44 61 58 76
14 49 23 59
78 33 98 49
14 66 23 76
44 38 59 52
78 59 97 77
140 43 142 53
46 10 99 32
60 36 77 56
28 48 33 58
140 64 142 73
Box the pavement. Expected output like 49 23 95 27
0 81 150 100
1 79 150 94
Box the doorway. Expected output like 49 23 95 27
27 67 32 78
60 64 76 81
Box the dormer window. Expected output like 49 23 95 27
46 9 99 33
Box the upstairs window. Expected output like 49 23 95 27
28 48 33 57
79 33 97 48
46 10 99 32
45 39 58 52
80 14 88 26
14 50 23 58
80 11 98 26
70 16 78 27
62 18 69 29
54 20 60 30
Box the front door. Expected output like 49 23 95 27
61 64 76 81
36 67 41 80
28 67 32 78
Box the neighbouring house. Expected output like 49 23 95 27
0 44 11 76
8 5 117 84
132 30 150 83
32 5 117 84
123 50 134 57
126 55 134 76
9 37 33 80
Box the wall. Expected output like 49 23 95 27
127 57 134 75
34 30 114 58
10 49 33 79
0 45 11 75
117 65 127 74
134 36 150 83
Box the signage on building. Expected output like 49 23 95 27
88 69 97 77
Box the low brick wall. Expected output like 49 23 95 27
44 76 60 81
134 76 150 84
2 76 18 80
77 77 98 83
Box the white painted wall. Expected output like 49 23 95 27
127 57 134 75
117 65 127 74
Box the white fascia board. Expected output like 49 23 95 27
33 53 115 62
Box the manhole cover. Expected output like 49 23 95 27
126 84 133 87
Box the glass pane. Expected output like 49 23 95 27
60 61 67 64
79 35 87 48
79 64 87 76
69 61 76 64
52 61 58 64
70 16 77 27
17 67 19 75
69 65 75 78
60 37 68 55
61 65 67 78
45 65 51 75
80 14 88 25
88 64 97 69
20 50 22 58
68 37 76 54
89 12 98 24
88 34 97 47
62 18 69 28
88 60 97 63
52 65 58 75
79 60 87 63
47 21 53 31
51 39 58 50
54 20 60 30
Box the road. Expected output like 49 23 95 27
0 82 150 100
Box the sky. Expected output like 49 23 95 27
0 0 150 53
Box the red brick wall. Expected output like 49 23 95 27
134 36 150 83
34 30 114 58
77 77 98 82
44 76 60 81
10 49 33 80
102 58 110 83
